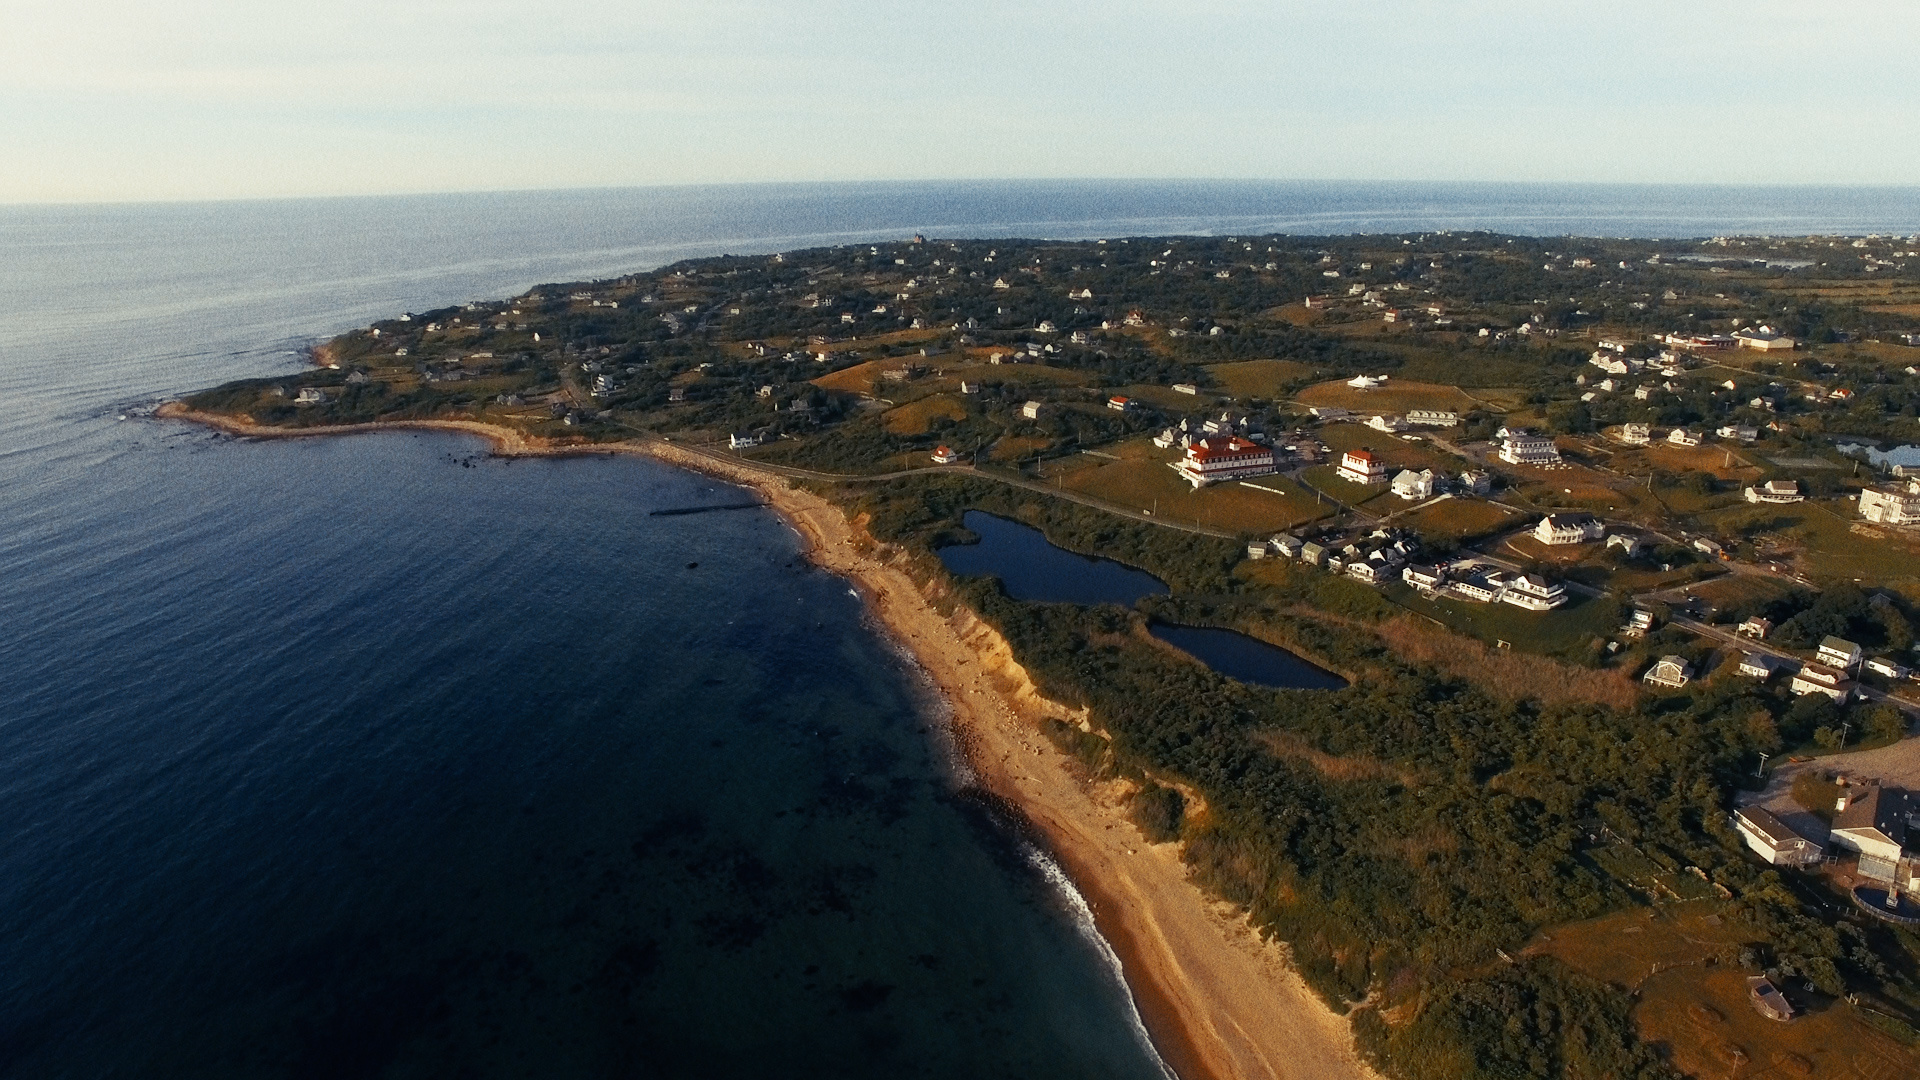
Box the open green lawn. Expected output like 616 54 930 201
1700 499 1920 585
1038 439 1333 534
1383 584 1617 657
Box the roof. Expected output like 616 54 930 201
1186 436 1268 461
1821 635 1861 654
1344 449 1375 462
1738 651 1777 671
1736 806 1804 847
1835 782 1906 846
1541 512 1598 527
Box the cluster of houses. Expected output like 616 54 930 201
1332 448 1491 501
1735 777 1920 903
1617 423 1760 447
1247 528 1425 585
1649 628 1916 705
1248 531 1569 611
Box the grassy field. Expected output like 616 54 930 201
1701 501 1920 585
1686 572 1804 613
1617 441 1767 482
986 434 1052 463
1532 903 1920 1080
1395 497 1523 542
1507 463 1656 517
881 394 968 434
1037 438 1332 534
1204 359 1315 398
1295 378 1486 415
1382 584 1616 656
1299 464 1397 511
1314 422 1465 473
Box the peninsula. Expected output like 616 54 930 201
170 231 1920 1080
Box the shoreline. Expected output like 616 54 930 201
157 403 1379 1080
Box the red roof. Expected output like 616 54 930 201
1186 437 1267 462
1345 449 1374 462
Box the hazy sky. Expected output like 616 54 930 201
4 1 1917 203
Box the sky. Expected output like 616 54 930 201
3 0 1918 204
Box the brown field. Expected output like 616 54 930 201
1503 534 1602 566
986 434 1052 463
1112 383 1217 409
1314 423 1463 472
1296 379 1485 415
1622 441 1766 482
812 360 898 395
1397 498 1521 541
1533 904 1920 1080
1686 572 1804 611
882 394 968 435
1266 303 1322 327
1204 359 1315 398
1504 462 1654 516
1372 616 1639 708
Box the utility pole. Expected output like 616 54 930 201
1755 751 1769 779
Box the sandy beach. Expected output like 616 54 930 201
158 404 1378 1080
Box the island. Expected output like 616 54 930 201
165 230 1920 1080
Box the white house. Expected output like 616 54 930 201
1831 782 1907 864
1347 374 1389 390
1407 410 1459 427
1107 396 1133 412
1367 414 1409 433
1744 480 1803 504
1735 326 1797 351
1736 652 1778 680
1458 470 1492 495
1819 635 1864 672
1607 532 1649 557
1450 574 1500 604
1867 657 1911 681
1734 807 1823 866
1338 449 1390 486
1718 425 1759 443
1738 617 1773 639
1402 564 1446 591
1668 428 1703 447
1643 655 1693 688
294 387 327 405
1534 513 1605 545
1171 383 1198 395
1172 437 1278 488
1020 401 1046 420
1270 534 1304 559
1790 662 1854 703
1503 573 1567 611
1309 406 1351 420
1860 484 1920 525
729 432 762 449
1391 468 1435 500
1499 431 1562 465
1621 423 1653 445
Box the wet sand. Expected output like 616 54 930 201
158 405 1379 1080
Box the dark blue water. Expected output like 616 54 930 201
4 180 1918 1077
937 512 1170 607
1147 624 1348 691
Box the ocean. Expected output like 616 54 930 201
4 179 1919 1078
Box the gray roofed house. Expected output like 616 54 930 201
1831 781 1908 863
1643 655 1692 688
1734 806 1822 866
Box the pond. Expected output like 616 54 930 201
1148 622 1349 690
1837 442 1920 470
936 511 1170 606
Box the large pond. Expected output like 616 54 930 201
937 512 1345 691
937 511 1170 606
1148 623 1349 690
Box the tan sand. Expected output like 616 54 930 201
158 404 1378 1080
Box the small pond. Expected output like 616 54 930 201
1148 622 1349 690
1837 442 1920 470
936 510 1170 606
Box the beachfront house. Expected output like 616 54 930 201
1734 807 1823 866
1271 534 1304 559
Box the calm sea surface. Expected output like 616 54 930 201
4 180 1918 1078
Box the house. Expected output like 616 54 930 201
1036 320 1057 334
729 432 761 449
1123 309 1146 326
1868 657 1911 680
1668 428 1703 447
1503 573 1568 611
1621 423 1653 445
1172 383 1198 395
931 445 959 465
1402 564 1446 592
1819 635 1864 672
1271 534 1304 559
1693 537 1724 558
1020 401 1046 420
1499 431 1562 465
1391 469 1435 500
293 388 327 405
1746 977 1796 1023
1535 513 1606 546
1718 425 1759 443
1744 479 1804 504
1338 449 1390 486
1735 327 1797 351
668 387 686 403
1407 410 1459 427
1152 428 1177 449
1107 396 1133 412
1627 607 1656 633
1367 414 1409 433
1246 541 1271 560
1634 384 1652 400
1607 532 1649 557
1458 470 1492 495
1738 617 1773 639
1734 807 1822 866
1737 652 1778 680
1643 655 1693 688
1831 781 1908 864
1308 406 1351 420
1346 560 1392 584
959 381 979 394
1172 436 1278 488
1860 484 1920 525
1790 662 1854 703
1449 574 1499 603
1299 541 1329 566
